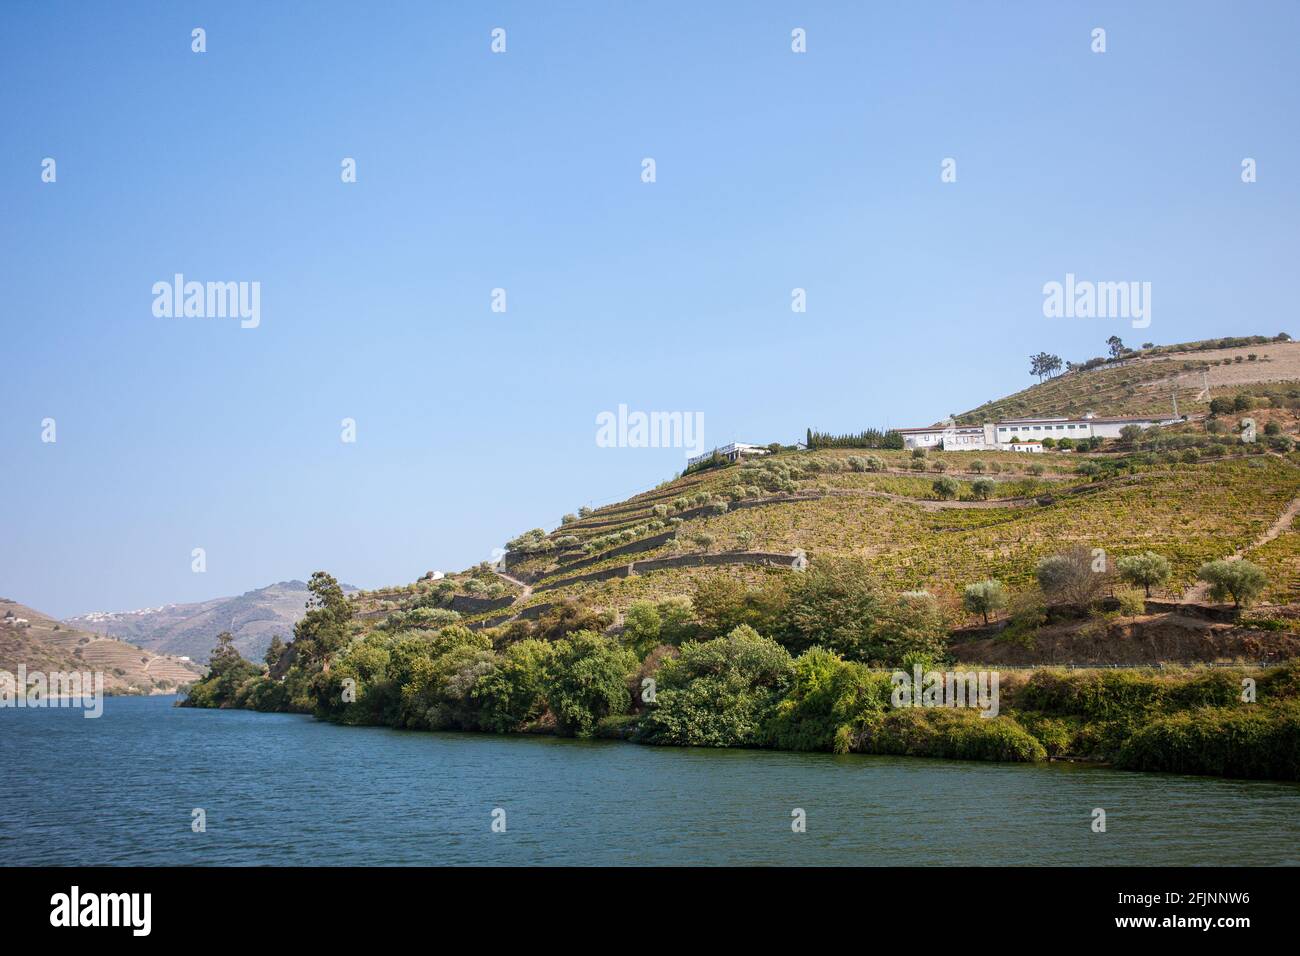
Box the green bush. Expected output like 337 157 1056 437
1116 704 1300 780
856 709 1046 762
637 626 794 747
544 631 637 737
766 648 890 752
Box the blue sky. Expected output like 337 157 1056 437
2 1 1297 618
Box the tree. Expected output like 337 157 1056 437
1116 552 1171 597
264 635 287 670
1107 335 1126 359
970 478 995 500
636 625 795 747
291 571 354 666
1196 560 1267 609
1118 424 1143 444
1035 546 1112 609
1029 352 1063 382
962 580 1008 625
544 631 637 736
782 557 947 663
209 631 246 676
1209 397 1234 416
932 476 959 500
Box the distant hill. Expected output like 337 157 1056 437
0 599 203 693
67 580 356 664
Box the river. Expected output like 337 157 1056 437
3 695 1298 865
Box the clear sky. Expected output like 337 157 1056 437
3 1 1297 618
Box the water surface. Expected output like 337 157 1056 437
3 696 1297 865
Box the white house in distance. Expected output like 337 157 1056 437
898 414 1176 453
687 442 770 468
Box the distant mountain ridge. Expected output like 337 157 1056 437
67 580 357 664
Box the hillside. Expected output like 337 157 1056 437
183 336 1300 782
342 338 1300 667
67 580 355 664
955 339 1300 424
1 599 203 693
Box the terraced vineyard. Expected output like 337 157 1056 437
406 447 1300 630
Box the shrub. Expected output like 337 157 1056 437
1115 588 1146 616
766 648 891 752
1036 546 1112 609
855 709 1047 763
473 639 554 732
637 626 795 747
1116 704 1300 780
781 557 948 664
545 631 637 737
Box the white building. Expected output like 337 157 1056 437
687 442 770 468
898 414 1173 452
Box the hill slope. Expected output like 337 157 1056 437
67 580 355 664
344 337 1300 666
1 599 203 693
956 340 1300 424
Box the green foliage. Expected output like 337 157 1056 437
1197 559 1267 608
291 571 354 667
473 639 554 732
806 428 903 450
932 476 959 499
637 626 794 747
782 558 949 664
1115 588 1146 616
856 709 1047 762
1116 704 1300 780
766 648 890 752
962 580 1007 625
545 631 637 737
1116 551 1171 597
181 632 263 708
380 607 462 631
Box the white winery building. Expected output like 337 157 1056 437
897 414 1175 453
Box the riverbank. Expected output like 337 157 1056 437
181 644 1300 782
